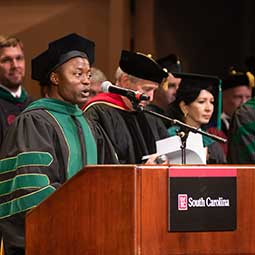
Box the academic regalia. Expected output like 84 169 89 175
0 87 33 145
146 103 173 129
206 126 228 157
166 73 226 164
0 86 33 254
0 98 99 254
221 69 253 137
84 93 169 164
82 50 168 164
228 98 255 163
211 69 254 157
0 33 114 255
146 103 165 115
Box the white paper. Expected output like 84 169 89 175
156 132 207 164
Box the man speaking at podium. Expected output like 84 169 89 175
0 33 117 255
82 50 169 164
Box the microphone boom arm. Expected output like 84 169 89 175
137 106 227 144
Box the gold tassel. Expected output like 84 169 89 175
246 71 255 88
0 238 4 255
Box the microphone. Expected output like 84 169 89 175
101 81 150 101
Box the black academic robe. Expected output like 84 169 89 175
228 98 255 163
146 103 173 128
0 98 116 255
83 93 169 164
0 87 33 146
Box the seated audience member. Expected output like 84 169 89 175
228 95 255 163
207 69 254 156
0 33 116 255
0 34 34 255
221 69 253 135
82 50 169 164
147 54 182 117
0 35 33 145
167 76 226 164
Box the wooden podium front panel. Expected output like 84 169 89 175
139 166 255 255
26 165 255 255
26 165 141 255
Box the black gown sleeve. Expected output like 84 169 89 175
0 110 68 254
85 104 169 164
228 103 255 163
86 117 119 164
85 104 138 164
207 142 226 164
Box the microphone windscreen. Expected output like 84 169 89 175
101 81 112 92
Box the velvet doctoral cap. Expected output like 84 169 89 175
119 50 168 84
222 69 254 91
157 54 182 73
32 33 95 84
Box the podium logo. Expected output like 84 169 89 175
178 194 188 210
177 194 230 210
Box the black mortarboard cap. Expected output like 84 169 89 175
119 50 168 84
32 33 95 84
157 54 182 73
175 73 219 101
221 69 253 90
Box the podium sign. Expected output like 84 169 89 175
168 166 237 232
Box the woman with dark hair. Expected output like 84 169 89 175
167 77 226 164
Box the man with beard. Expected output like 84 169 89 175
0 35 33 145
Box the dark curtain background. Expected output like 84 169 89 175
154 0 255 77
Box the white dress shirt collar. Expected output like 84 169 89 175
0 84 22 98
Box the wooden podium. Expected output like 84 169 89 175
26 165 255 255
